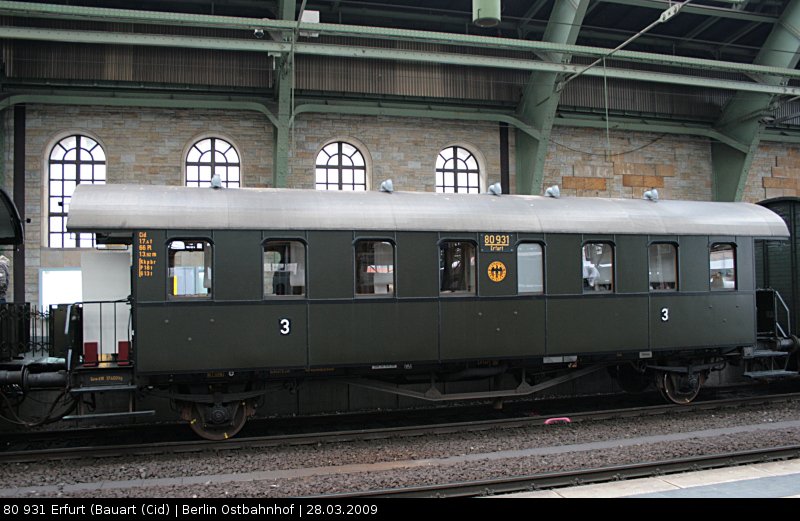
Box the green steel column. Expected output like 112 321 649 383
515 0 588 195
712 0 800 201
273 0 295 188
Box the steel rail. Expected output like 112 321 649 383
1 390 798 464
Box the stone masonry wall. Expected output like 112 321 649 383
4 105 799 304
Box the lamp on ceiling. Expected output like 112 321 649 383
473 0 500 27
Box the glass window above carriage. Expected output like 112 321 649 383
263 240 306 297
168 240 212 299
582 243 614 293
517 243 544 294
435 146 481 194
355 240 395 296
440 241 476 295
710 243 736 291
315 142 367 191
649 243 677 291
185 137 240 188
48 135 106 248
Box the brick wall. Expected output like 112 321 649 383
744 142 800 202
542 127 713 201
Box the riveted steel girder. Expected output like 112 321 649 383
294 103 541 140
0 93 277 125
3 26 800 98
273 0 295 188
516 0 589 196
712 0 800 201
0 1 797 81
553 114 751 152
598 0 778 23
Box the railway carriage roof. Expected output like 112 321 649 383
67 184 789 237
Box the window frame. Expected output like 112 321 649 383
439 239 478 296
184 136 241 188
435 145 482 194
262 238 307 299
315 141 368 191
648 242 679 292
709 242 737 291
166 238 213 300
516 241 545 295
47 134 106 248
354 239 396 297
581 241 615 294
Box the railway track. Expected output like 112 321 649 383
2 390 799 464
322 445 800 498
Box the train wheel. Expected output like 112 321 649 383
657 371 704 405
186 401 250 441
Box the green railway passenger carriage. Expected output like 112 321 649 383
1 184 795 440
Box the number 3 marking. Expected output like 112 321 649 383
279 318 291 335
661 308 669 322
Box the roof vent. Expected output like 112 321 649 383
544 185 560 198
643 189 659 202
379 179 394 193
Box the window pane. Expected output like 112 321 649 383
263 240 306 297
583 243 613 293
710 243 736 290
342 169 354 185
196 139 212 153
79 165 94 181
649 244 677 291
91 145 106 162
168 240 212 298
518 243 544 294
440 241 476 294
356 241 395 296
187 147 202 163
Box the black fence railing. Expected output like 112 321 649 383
0 303 50 362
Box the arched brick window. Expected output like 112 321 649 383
48 135 106 248
315 141 367 191
435 145 481 194
186 137 240 188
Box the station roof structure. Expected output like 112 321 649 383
1 0 799 200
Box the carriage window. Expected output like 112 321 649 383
649 243 677 291
517 243 544 294
710 243 736 291
582 243 613 293
440 241 476 294
355 241 395 296
168 240 212 298
263 240 306 297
